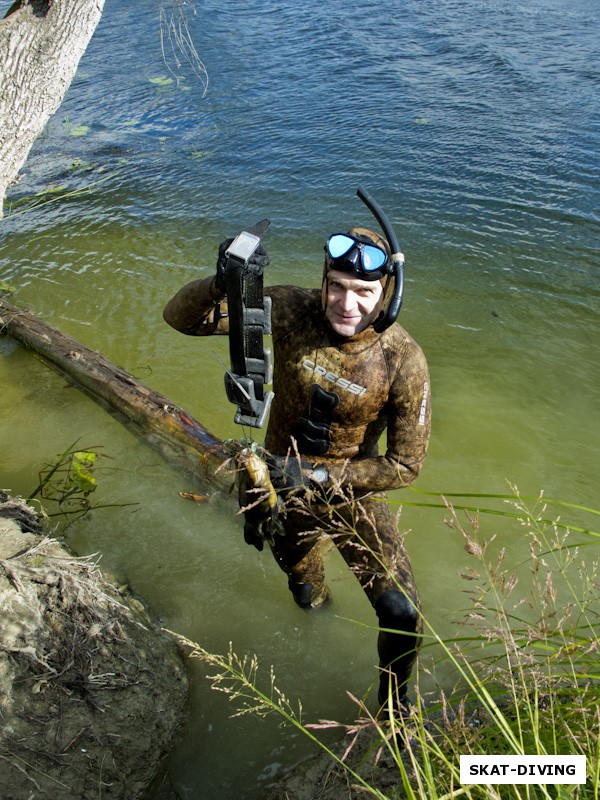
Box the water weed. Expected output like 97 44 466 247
28 440 137 528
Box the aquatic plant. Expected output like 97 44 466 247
4 171 116 217
28 440 136 528
159 0 209 96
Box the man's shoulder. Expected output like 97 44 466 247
382 319 418 344
381 321 428 365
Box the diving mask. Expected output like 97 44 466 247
325 233 391 281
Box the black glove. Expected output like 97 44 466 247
215 238 271 294
267 454 314 492
243 517 268 551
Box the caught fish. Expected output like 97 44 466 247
222 440 283 550
236 447 277 512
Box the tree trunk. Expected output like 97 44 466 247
0 0 105 219
0 297 233 493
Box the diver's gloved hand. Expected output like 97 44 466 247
267 454 311 492
243 518 267 551
267 454 329 493
215 238 271 294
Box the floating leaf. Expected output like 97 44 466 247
69 125 91 136
70 450 98 494
149 76 174 86
74 450 97 467
0 280 16 296
71 159 93 172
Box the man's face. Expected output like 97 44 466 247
322 270 384 337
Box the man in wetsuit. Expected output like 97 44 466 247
163 220 431 715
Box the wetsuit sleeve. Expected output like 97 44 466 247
162 275 230 336
325 346 431 493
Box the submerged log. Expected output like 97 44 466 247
0 297 232 493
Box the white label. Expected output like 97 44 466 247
460 755 586 785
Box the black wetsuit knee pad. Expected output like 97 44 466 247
375 589 418 632
288 579 314 609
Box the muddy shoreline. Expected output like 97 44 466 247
0 492 187 800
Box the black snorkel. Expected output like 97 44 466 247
356 186 404 332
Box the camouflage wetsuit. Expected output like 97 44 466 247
163 275 431 705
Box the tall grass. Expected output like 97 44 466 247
169 490 599 799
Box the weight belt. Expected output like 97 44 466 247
223 222 273 428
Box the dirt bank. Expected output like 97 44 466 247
0 492 188 800
263 725 407 800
